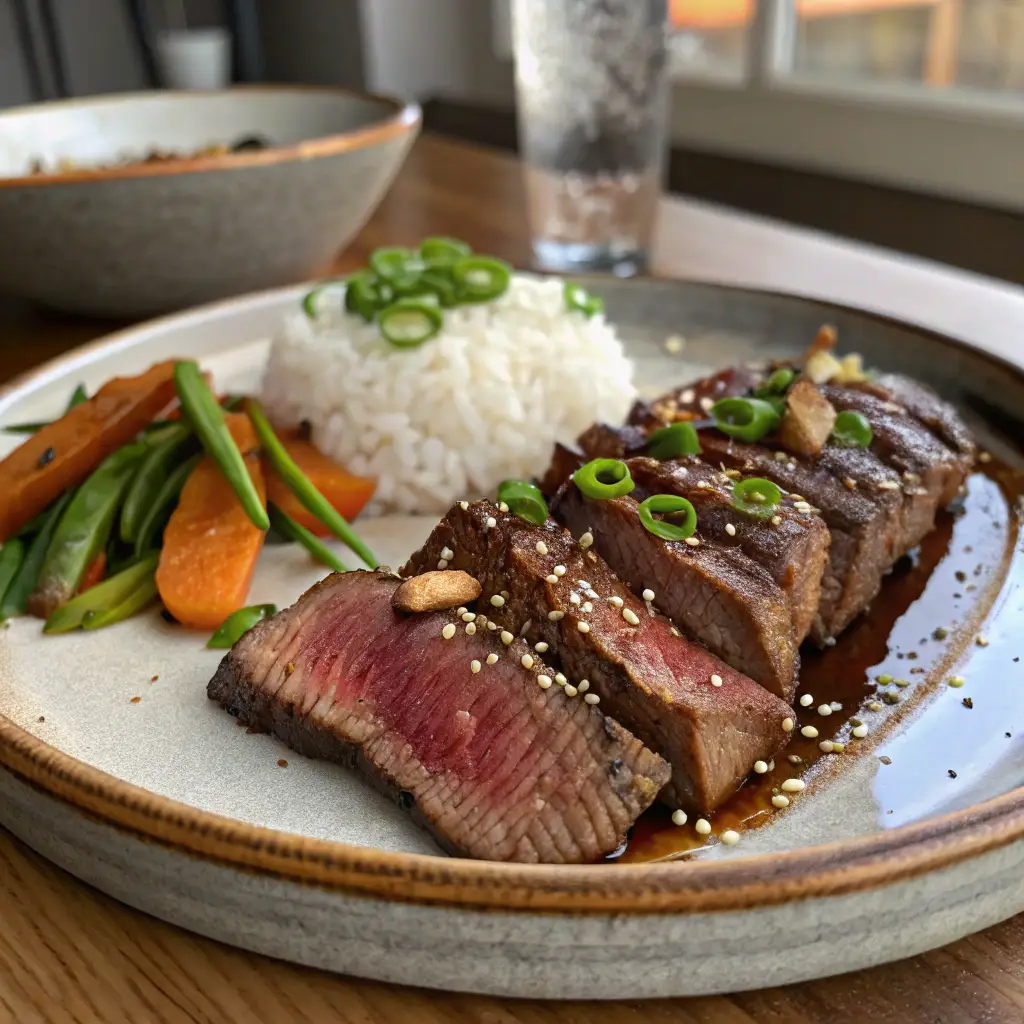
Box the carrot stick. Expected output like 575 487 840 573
264 438 375 538
156 413 267 630
0 361 177 542
77 551 107 595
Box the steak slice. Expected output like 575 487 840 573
552 481 798 699
624 456 830 645
402 503 794 813
208 571 669 864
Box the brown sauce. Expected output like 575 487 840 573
615 458 1024 863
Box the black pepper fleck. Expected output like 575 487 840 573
879 755 892 765
37 715 44 722
1007 732 1013 738
962 697 974 709
608 758 622 778
948 769 958 778
37 446 55 468
932 627 948 640
955 570 967 583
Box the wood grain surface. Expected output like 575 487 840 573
2 134 1024 1024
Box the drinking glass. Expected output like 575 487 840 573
512 0 670 277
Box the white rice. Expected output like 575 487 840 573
261 274 636 515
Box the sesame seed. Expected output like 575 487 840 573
817 704 832 717
465 622 476 635
711 674 723 687
695 480 710 490
521 654 534 669
537 674 552 689
868 701 883 712
457 607 467 615
536 541 549 555
877 480 901 491
476 615 488 627
832 742 845 753
553 565 566 577
608 596 624 608
843 477 858 490
579 532 594 549
670 626 681 637
498 502 509 513
852 724 869 738
720 830 740 847
830 701 842 711
878 674 893 684
470 660 481 674
501 630 514 645
622 608 640 626
487 622 497 630
462 612 476 622
459 501 469 510
440 546 454 560
725 523 736 537
948 675 966 688
976 635 989 647
486 653 499 665
788 754 803 764
774 450 788 462
799 694 813 707
642 588 655 602
800 725 819 738
681 388 695 403
490 594 505 608
578 679 590 692
546 574 559 584
819 740 834 753
564 684 578 697
794 501 812 512
684 537 700 547
570 593 581 605
577 621 590 633
485 516 497 529
530 643 546 655
695 818 712 835
753 760 768 774
555 673 567 685
979 451 992 463
584 693 600 705
772 795 790 808
442 624 456 640
770 515 782 526
582 601 593 613
437 559 449 569
548 610 564 621
782 717 795 732
671 809 687 826
781 779 805 793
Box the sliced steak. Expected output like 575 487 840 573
624 457 830 645
402 503 794 813
208 570 669 864
553 481 798 699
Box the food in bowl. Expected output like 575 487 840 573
0 239 991 864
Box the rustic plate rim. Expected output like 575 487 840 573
3 276 1023 916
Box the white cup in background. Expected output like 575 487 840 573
156 28 232 90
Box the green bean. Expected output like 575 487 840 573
3 382 88 434
14 506 52 539
0 539 25 606
119 423 193 544
207 604 277 649
270 505 349 573
68 383 88 408
44 553 159 634
81 574 159 631
0 490 75 620
173 362 269 531
30 443 146 617
247 400 376 567
133 453 203 558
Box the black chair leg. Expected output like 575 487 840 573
125 0 162 88
11 0 46 100
226 0 265 82
37 0 70 97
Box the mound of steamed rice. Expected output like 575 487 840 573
261 274 636 515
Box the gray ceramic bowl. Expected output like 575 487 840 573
0 85 420 317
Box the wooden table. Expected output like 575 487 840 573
3 135 1024 1024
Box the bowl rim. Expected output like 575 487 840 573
0 83 422 188
3 278 1024 918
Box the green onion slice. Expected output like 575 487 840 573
647 422 702 460
416 268 459 307
345 272 392 322
497 479 548 525
711 397 781 443
369 246 422 282
831 409 873 448
564 282 605 318
732 477 782 519
451 256 512 303
755 368 796 397
573 459 635 500
302 278 347 320
637 494 698 542
419 237 472 267
378 300 444 348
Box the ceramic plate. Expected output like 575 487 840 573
3 278 1024 999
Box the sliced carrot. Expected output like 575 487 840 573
265 438 375 537
0 361 177 542
156 413 267 630
77 551 107 595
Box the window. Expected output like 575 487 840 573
669 0 1024 208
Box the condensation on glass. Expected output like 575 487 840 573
512 0 670 276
